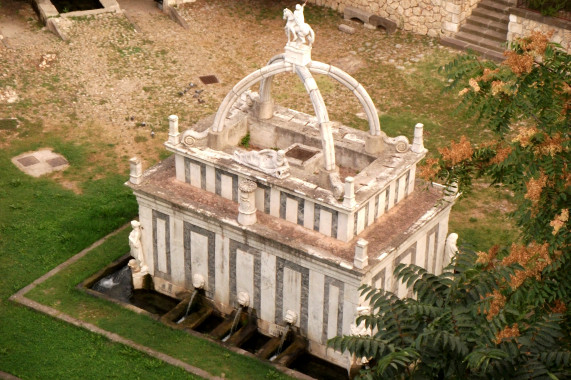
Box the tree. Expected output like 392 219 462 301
329 32 570 379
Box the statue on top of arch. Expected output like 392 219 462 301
283 2 315 47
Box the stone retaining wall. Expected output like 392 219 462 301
508 8 571 53
309 0 479 37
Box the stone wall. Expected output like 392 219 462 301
309 0 479 37
134 189 452 366
174 150 417 242
508 8 571 53
136 195 362 367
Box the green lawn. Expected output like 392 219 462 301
23 229 287 379
0 2 520 378
0 138 290 379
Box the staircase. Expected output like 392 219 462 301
441 0 516 61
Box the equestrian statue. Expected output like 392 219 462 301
283 2 315 47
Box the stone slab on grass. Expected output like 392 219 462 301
338 24 355 34
11 148 69 177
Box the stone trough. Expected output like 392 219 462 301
31 0 121 39
343 6 397 34
83 256 348 379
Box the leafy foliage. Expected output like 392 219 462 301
330 256 570 379
523 0 571 17
330 33 570 379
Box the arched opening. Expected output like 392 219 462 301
50 0 103 13
349 17 365 25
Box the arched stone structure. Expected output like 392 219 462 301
256 55 381 137
211 60 337 171
211 60 292 134
210 36 383 194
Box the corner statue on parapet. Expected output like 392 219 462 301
283 2 315 47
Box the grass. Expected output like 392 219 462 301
0 118 19 130
0 142 148 378
134 134 148 143
448 182 521 251
24 230 289 379
0 134 289 379
0 0 520 377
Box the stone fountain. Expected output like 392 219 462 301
126 2 458 371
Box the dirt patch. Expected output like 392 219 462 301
0 0 456 186
50 171 83 194
331 54 367 74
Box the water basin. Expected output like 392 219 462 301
290 352 350 380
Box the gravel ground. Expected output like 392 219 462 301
0 0 456 172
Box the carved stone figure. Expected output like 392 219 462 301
227 90 258 120
350 306 372 337
444 233 459 266
350 305 372 365
283 4 315 47
294 4 305 27
234 149 290 179
284 310 298 325
192 273 205 290
128 259 140 273
129 220 148 273
237 291 250 308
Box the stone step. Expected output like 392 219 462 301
465 14 508 33
440 37 505 62
478 0 511 15
490 0 516 7
459 23 508 43
455 31 506 51
471 7 509 23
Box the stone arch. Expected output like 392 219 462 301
257 56 381 136
211 60 337 171
211 60 292 133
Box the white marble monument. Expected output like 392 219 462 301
127 4 457 369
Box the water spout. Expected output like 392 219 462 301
273 310 297 358
99 277 118 289
92 266 133 302
275 324 290 357
177 289 198 324
177 274 205 324
229 308 242 337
